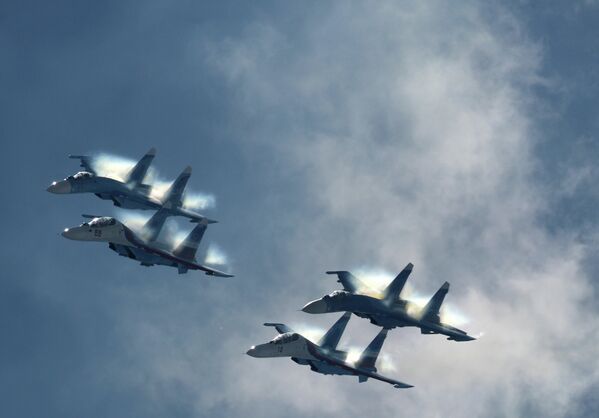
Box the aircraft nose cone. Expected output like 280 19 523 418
47 180 71 194
246 346 258 357
301 299 329 314
61 227 83 240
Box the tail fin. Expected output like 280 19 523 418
142 207 169 242
126 147 156 187
355 329 388 372
172 219 207 261
382 263 413 303
163 166 192 207
420 282 450 323
318 312 351 350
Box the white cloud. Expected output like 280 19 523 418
118 2 599 417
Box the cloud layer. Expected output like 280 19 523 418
193 1 599 416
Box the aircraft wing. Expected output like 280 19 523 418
195 263 234 278
123 230 234 277
326 271 367 293
354 368 414 389
69 155 96 174
311 346 413 389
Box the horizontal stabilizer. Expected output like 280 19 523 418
318 312 351 350
264 323 293 334
421 282 450 323
382 263 413 303
190 217 218 224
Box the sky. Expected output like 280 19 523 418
1 1 599 417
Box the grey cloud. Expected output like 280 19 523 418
2 1 599 417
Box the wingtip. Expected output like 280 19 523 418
147 147 157 156
441 281 450 290
183 165 192 175
406 262 414 270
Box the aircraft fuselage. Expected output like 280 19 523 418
47 175 161 210
303 294 474 341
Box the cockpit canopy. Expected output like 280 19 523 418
88 217 116 227
325 290 350 298
270 332 300 344
68 171 94 180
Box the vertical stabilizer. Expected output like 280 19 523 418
142 207 169 242
126 148 156 187
172 219 207 261
163 166 192 207
420 282 450 323
318 312 352 350
355 329 388 372
382 263 413 303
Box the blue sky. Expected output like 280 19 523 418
1 1 598 417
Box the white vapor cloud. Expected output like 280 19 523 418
204 243 228 266
89 152 216 209
194 1 599 417
105 2 599 418
91 153 136 182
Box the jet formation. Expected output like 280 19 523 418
248 263 475 389
49 148 232 277
49 148 475 390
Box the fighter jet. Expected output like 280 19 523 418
302 264 475 341
246 313 413 389
61 212 232 277
47 148 215 223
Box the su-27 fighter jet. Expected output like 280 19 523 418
246 312 413 389
47 148 215 223
302 263 475 341
61 211 232 277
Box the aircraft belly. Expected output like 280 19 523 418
357 311 414 329
309 361 352 376
128 247 163 265
114 198 153 210
109 243 134 258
